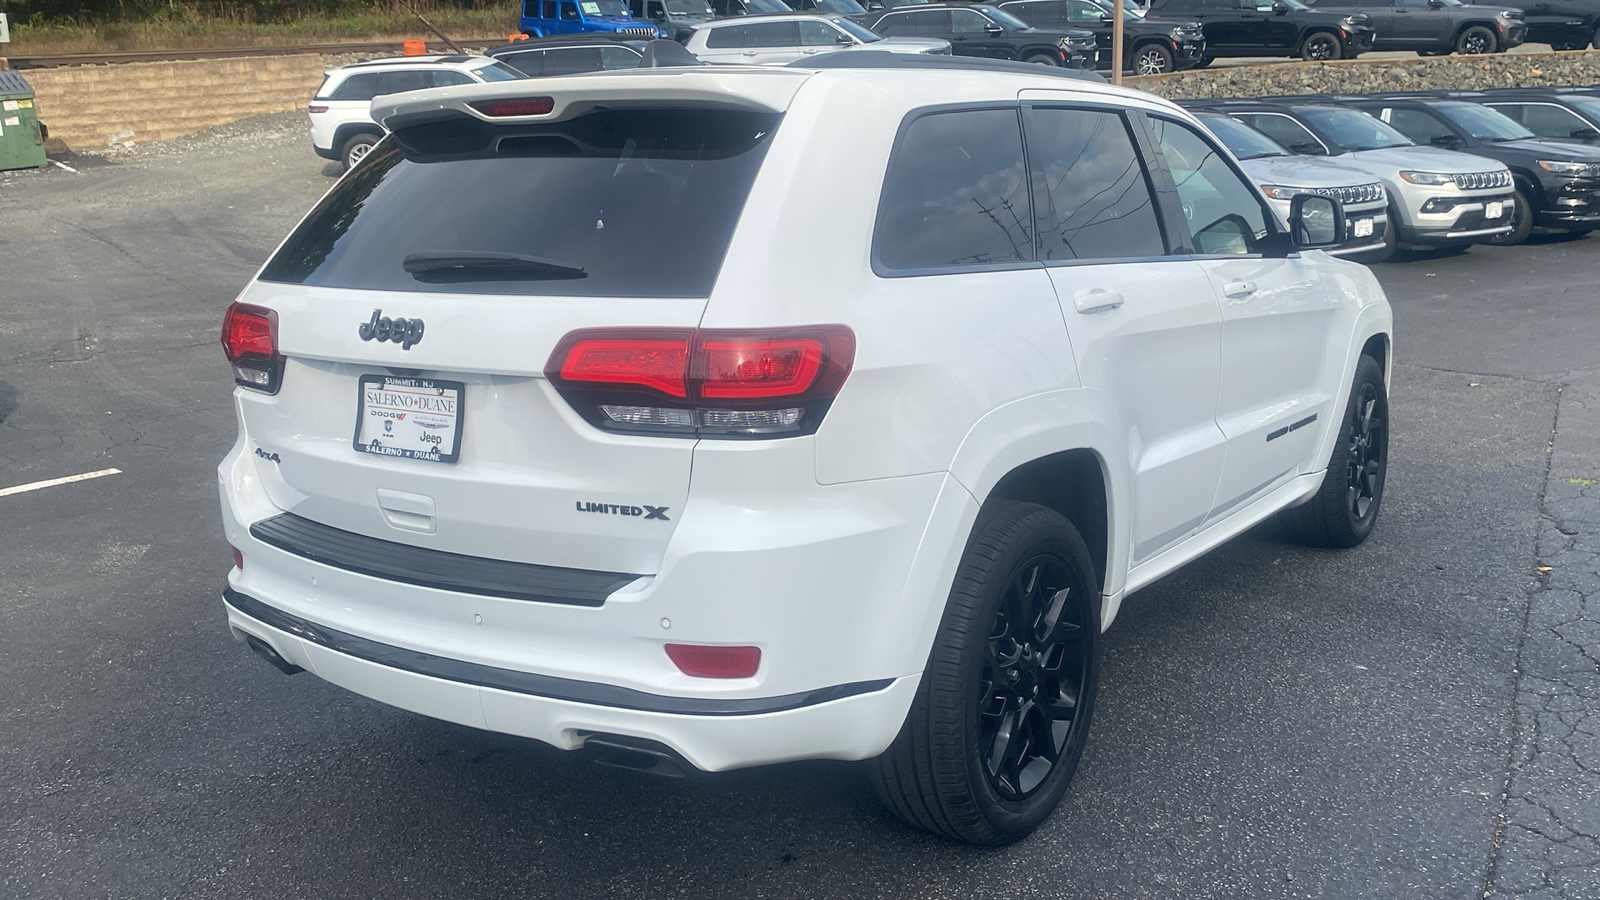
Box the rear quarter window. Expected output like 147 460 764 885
259 108 781 298
874 107 1033 271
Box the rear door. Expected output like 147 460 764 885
1021 97 1228 563
236 105 784 575
1143 113 1336 521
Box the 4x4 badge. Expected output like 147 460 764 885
358 309 425 350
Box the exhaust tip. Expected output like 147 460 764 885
583 734 693 779
241 632 304 676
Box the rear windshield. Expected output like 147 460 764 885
260 108 780 297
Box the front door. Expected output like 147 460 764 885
1144 114 1337 521
951 7 1015 57
1022 98 1228 563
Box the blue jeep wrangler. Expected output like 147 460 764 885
519 0 665 37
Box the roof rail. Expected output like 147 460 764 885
790 50 1107 82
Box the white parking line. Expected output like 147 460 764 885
0 468 123 498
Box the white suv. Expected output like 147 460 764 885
684 14 951 62
309 54 525 170
220 55 1393 844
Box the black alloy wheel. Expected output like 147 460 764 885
1286 354 1389 548
1133 42 1175 75
870 501 1101 844
1301 31 1342 61
1456 25 1497 54
978 553 1093 800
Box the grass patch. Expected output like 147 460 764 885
6 1 522 55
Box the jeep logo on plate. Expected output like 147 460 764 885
358 309 425 350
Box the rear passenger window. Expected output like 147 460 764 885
1239 113 1321 152
1383 108 1452 145
543 46 608 74
876 108 1033 270
1518 104 1588 138
1025 108 1164 261
330 73 383 101
432 71 475 88
500 50 546 75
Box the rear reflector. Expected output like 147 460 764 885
665 644 761 679
546 326 854 439
471 97 555 118
231 547 244 570
221 302 283 394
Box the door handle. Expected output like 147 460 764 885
1222 280 1257 298
741 50 758 55
1072 289 1124 314
802 48 820 54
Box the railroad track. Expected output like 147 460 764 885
5 39 509 69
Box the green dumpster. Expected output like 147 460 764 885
0 71 47 171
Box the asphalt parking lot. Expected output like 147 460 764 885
2 111 1598 899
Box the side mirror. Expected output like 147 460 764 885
1571 126 1600 140
837 31 855 41
1272 0 1289 11
1288 140 1327 155
1427 0 1444 7
984 22 1004 33
1429 133 1463 148
1287 194 1346 251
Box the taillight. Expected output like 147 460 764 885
308 104 329 113
221 302 283 394
470 97 555 117
545 326 854 438
665 644 761 679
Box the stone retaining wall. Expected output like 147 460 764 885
16 48 484 151
14 47 1600 150
1128 49 1600 100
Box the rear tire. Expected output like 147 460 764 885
340 132 381 172
1132 42 1175 75
1286 355 1388 549
870 501 1101 845
1300 31 1342 60
1486 187 1534 246
1456 25 1497 54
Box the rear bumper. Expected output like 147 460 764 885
217 433 955 769
225 588 918 771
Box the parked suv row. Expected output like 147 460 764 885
864 3 1100 66
1145 0 1375 62
997 0 1209 73
245 48 1392 847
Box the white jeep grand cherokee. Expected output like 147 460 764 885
218 51 1392 844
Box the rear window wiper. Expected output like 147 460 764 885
403 251 588 283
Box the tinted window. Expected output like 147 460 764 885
950 7 992 31
376 70 436 96
330 73 384 101
1294 106 1411 150
1512 103 1590 137
475 61 527 81
799 19 845 43
561 0 581 18
433 71 475 88
1438 102 1533 141
1006 2 1065 25
524 0 540 16
875 108 1033 269
1383 107 1454 145
1237 113 1323 152
542 0 558 14
498 50 547 75
1198 113 1291 159
1067 1 1106 23
1150 117 1272 255
541 46 607 74
260 108 780 298
705 20 800 45
1026 108 1164 261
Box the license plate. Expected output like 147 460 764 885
1353 217 1374 238
1486 201 1504 219
353 375 464 464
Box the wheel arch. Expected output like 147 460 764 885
332 122 383 154
1508 169 1547 210
983 449 1111 595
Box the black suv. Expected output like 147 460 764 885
1342 94 1600 242
998 0 1208 72
865 3 1100 65
1306 0 1525 54
1477 88 1600 144
1509 0 1600 48
1144 0 1374 61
